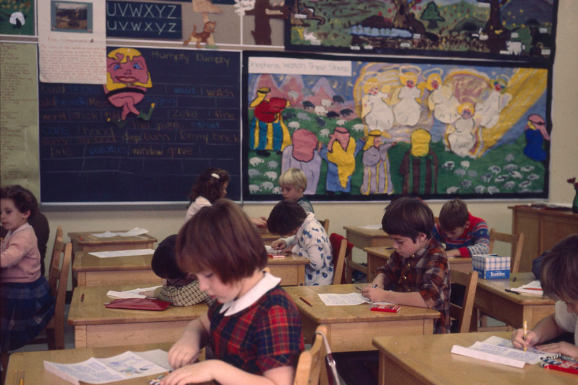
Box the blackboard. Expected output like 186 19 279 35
39 47 241 203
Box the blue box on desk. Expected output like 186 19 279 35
472 254 510 279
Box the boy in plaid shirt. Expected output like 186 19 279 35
362 197 450 334
162 199 303 385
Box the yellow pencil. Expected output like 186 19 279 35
523 320 528 352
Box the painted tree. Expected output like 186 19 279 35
477 0 513 53
246 0 289 45
421 2 444 29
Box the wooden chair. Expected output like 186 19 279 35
319 219 330 234
294 325 329 385
489 228 524 273
449 270 478 333
48 226 64 271
329 233 353 285
36 238 72 350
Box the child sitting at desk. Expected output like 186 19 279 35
141 235 215 307
186 168 266 227
1 186 55 352
362 197 450 334
432 198 489 258
512 234 578 358
162 199 303 385
268 200 333 286
279 167 314 214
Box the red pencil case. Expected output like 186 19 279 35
370 304 401 313
105 298 170 311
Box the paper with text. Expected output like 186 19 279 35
44 350 170 385
510 280 543 296
92 228 149 238
107 286 161 299
318 292 393 306
88 249 155 258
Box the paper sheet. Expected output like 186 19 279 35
359 224 383 230
510 280 543 296
92 228 149 238
88 249 155 258
451 336 558 368
44 350 169 385
318 292 393 306
107 286 161 299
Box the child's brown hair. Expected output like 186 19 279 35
438 198 469 231
381 197 434 242
279 168 308 192
176 199 267 284
266 200 307 236
187 168 230 204
0 185 38 219
541 234 578 302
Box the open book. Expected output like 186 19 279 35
44 350 170 385
451 336 558 368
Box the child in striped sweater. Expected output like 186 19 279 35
432 198 489 258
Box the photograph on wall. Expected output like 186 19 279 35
242 51 552 201
285 0 559 63
0 0 35 35
51 1 93 33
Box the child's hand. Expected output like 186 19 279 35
251 217 267 228
535 341 578 358
511 328 539 350
271 239 287 250
167 336 201 369
361 285 385 302
161 361 218 385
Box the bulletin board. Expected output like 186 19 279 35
39 46 242 203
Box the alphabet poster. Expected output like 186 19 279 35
286 0 559 63
242 52 551 201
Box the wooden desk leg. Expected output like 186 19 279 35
297 266 305 286
74 325 87 348
76 272 86 287
378 351 386 385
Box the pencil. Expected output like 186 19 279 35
523 320 528 351
299 297 313 307
81 293 85 302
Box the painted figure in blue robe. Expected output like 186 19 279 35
523 114 550 162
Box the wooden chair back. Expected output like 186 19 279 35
43 239 72 350
449 270 478 333
319 219 330 234
294 325 328 385
332 239 349 285
48 225 64 273
488 228 524 273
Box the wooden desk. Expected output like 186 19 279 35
268 254 309 286
5 343 213 385
68 284 207 348
258 227 280 243
365 247 472 282
373 332 576 385
284 284 440 353
68 231 157 254
473 272 555 330
343 226 392 249
73 251 162 287
510 206 578 272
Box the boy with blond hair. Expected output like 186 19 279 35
278 168 314 214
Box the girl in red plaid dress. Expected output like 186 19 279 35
162 199 303 385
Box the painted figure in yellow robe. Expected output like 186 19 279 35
400 129 438 195
319 126 361 193
249 87 291 156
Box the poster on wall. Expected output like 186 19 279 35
285 0 559 63
0 0 35 35
242 52 552 201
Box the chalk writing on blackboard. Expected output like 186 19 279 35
106 1 182 40
39 47 241 203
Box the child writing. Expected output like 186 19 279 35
511 234 578 358
1 186 55 352
267 201 332 286
279 168 314 214
161 199 303 385
362 197 450 334
432 198 489 258
140 235 215 307
186 168 267 227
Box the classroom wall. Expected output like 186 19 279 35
39 0 578 277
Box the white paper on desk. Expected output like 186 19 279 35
88 249 155 258
44 350 169 385
451 336 557 367
509 280 543 296
92 228 149 238
318 292 393 306
107 286 161 299
359 224 382 230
